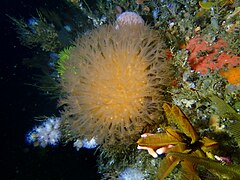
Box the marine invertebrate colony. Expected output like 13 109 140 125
26 117 61 147
118 167 144 180
186 37 240 74
60 23 172 148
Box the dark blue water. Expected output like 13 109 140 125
1 0 100 179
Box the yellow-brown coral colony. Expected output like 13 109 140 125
61 24 172 147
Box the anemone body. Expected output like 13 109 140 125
61 24 172 147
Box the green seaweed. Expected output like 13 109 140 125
56 46 73 77
209 94 240 147
208 95 239 119
8 11 62 52
167 152 240 179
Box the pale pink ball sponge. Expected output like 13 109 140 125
116 12 144 27
61 24 172 148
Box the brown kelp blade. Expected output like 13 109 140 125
137 133 180 148
163 103 198 144
208 95 240 120
208 95 240 147
156 154 180 180
167 152 240 179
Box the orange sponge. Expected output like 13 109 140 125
219 67 240 85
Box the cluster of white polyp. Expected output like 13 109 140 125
26 117 61 148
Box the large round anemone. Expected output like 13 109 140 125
60 24 172 148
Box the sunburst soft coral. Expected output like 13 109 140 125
60 24 172 148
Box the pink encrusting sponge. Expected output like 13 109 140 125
186 36 240 74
